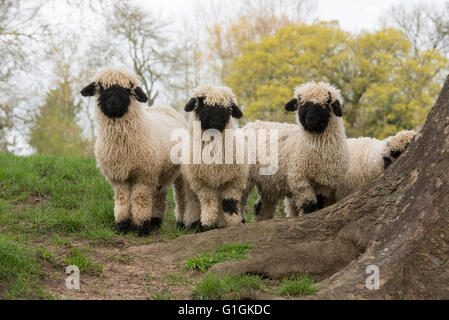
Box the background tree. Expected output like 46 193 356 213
0 0 48 152
206 0 316 80
226 23 448 138
380 1 449 56
29 64 91 157
105 0 175 106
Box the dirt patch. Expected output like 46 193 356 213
42 239 194 300
13 194 50 211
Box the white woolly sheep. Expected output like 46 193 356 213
333 130 417 202
181 85 248 231
81 69 188 236
284 129 417 216
242 82 349 221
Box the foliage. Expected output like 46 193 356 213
191 273 265 300
28 75 92 157
0 152 202 298
106 0 175 106
206 0 315 80
184 244 254 272
63 247 103 276
226 22 448 138
0 234 46 299
276 274 318 297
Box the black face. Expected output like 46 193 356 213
384 149 404 169
390 150 402 159
298 102 331 134
284 92 342 134
185 96 243 132
80 81 148 119
98 85 131 118
196 103 231 132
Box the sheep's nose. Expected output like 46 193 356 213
106 96 120 110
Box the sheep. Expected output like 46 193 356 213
80 69 188 236
242 82 349 221
333 130 417 202
181 85 248 231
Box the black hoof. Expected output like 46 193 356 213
115 219 132 234
200 224 219 232
185 221 201 231
301 200 320 214
150 218 162 231
176 221 185 229
136 218 163 237
222 198 238 215
317 194 326 210
242 218 246 224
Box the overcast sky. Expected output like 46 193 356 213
138 0 447 32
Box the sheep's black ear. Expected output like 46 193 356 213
133 87 148 103
285 98 298 112
80 82 97 97
331 100 343 117
231 103 243 119
185 98 196 112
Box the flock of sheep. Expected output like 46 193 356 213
81 69 416 236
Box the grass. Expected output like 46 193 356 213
0 153 312 300
191 273 266 300
184 243 255 272
277 274 318 297
151 291 174 300
63 247 103 276
0 234 47 299
0 153 203 298
191 273 318 300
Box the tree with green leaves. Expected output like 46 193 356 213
29 77 91 157
225 22 448 138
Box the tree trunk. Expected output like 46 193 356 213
133 76 449 299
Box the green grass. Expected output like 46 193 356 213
191 273 265 300
0 153 200 298
151 291 174 300
63 247 103 276
184 243 255 272
0 234 47 299
191 273 318 300
277 274 318 297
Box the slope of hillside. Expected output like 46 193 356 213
0 153 300 300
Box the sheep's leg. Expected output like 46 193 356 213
112 181 132 233
290 180 321 215
151 189 167 230
173 175 186 229
240 181 255 223
183 183 202 230
131 182 157 237
221 178 245 216
196 188 221 231
253 196 277 222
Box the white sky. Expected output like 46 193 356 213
138 0 447 32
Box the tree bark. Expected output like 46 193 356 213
133 76 449 299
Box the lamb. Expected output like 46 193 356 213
80 69 188 236
181 85 248 231
242 82 349 221
333 130 417 202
